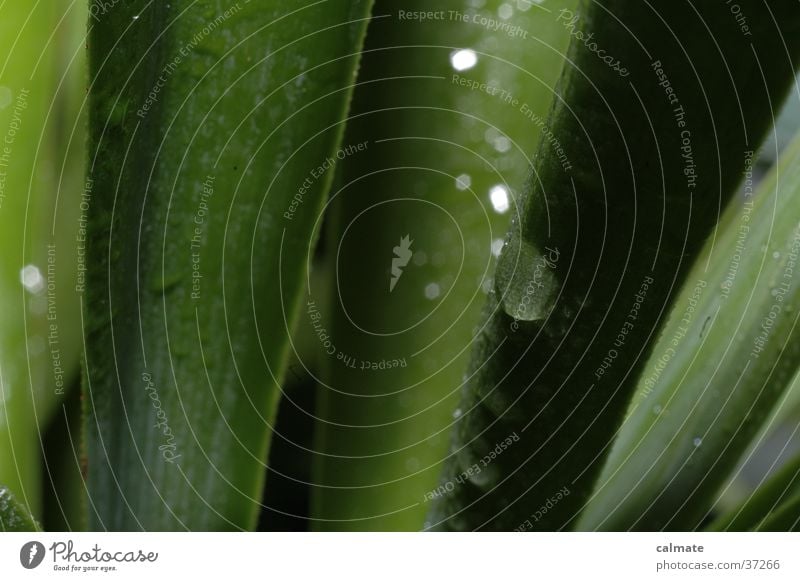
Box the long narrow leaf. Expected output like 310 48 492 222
710 453 800 531
85 1 373 530
0 1 68 520
429 0 800 531
311 0 577 531
579 132 800 530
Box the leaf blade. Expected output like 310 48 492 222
428 0 800 531
579 132 800 530
85 1 374 530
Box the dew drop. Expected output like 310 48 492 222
455 173 472 191
425 283 441 300
491 238 504 257
489 184 510 214
450 49 478 71
20 265 44 294
495 237 560 322
493 136 511 153
693 437 703 447
453 408 462 419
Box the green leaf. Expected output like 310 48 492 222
756 493 800 531
310 0 577 531
579 132 800 530
428 0 800 531
710 453 800 531
0 487 40 532
0 1 78 520
85 1 373 530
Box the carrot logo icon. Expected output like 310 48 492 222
19 541 45 569
390 235 413 292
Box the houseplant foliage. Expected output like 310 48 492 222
0 0 85 527
580 130 800 531
84 0 373 530
0 0 798 533
428 0 800 530
310 0 578 531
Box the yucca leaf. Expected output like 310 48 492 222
85 1 373 530
710 453 800 531
756 493 800 531
579 131 800 530
0 1 74 520
0 487 40 532
428 0 800 531
311 0 577 531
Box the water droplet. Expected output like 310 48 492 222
453 408 462 419
491 238 504 257
772 251 781 259
498 3 514 19
0 86 12 110
450 49 478 71
489 184 510 214
495 238 560 322
425 283 441 300
470 467 493 489
693 437 703 447
412 251 428 266
132 15 140 20
493 135 512 153
653 404 662 415
455 173 472 191
20 265 44 294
